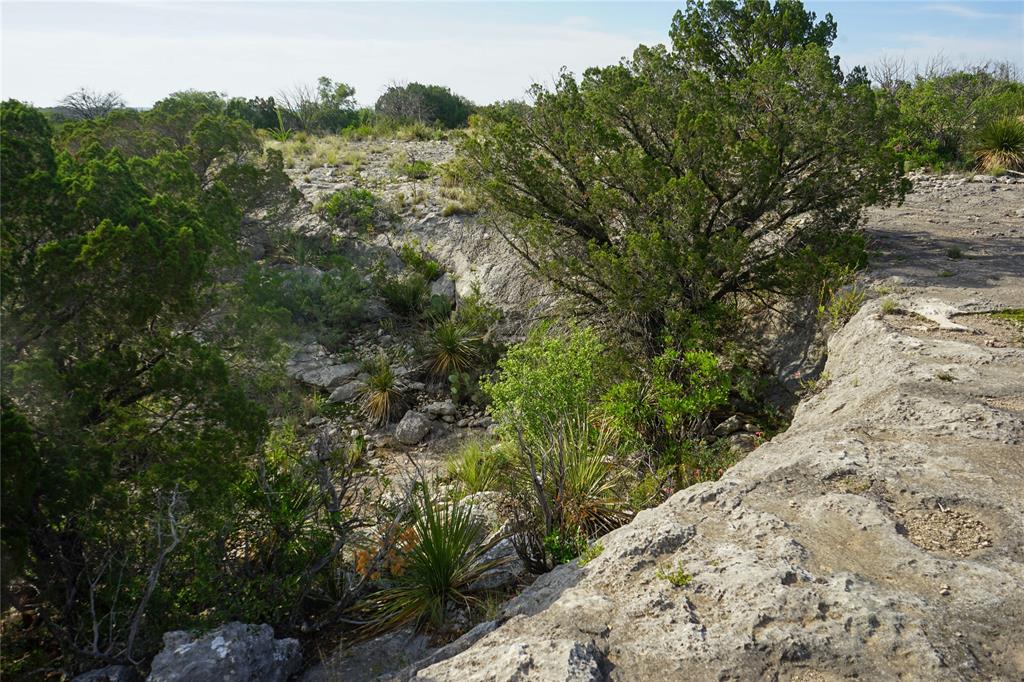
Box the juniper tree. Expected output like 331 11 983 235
460 0 907 353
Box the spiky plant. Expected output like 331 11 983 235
509 415 631 571
425 320 480 377
447 439 504 496
358 354 404 425
973 117 1024 173
557 417 631 536
360 484 508 633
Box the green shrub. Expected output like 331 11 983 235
274 261 365 349
598 342 730 456
375 270 430 317
361 484 507 633
888 68 1024 169
973 116 1024 173
459 1 906 352
389 152 433 179
507 415 630 572
398 242 442 281
577 542 604 566
483 324 606 449
447 439 504 496
317 187 393 233
655 563 692 588
375 82 475 129
818 272 867 327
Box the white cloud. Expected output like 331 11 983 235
0 4 662 107
925 3 1014 20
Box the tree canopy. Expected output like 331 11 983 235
375 82 475 129
0 93 293 663
460 0 906 352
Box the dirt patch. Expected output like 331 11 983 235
897 505 993 558
958 312 1024 348
824 475 873 495
980 394 1024 414
881 309 1023 348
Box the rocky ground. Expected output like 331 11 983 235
359 174 1024 680
276 137 550 315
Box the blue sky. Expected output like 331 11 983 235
2 1 1022 108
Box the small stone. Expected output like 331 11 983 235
714 415 744 436
423 400 458 417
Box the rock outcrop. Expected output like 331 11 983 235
396 178 1024 680
286 140 550 317
147 622 300 682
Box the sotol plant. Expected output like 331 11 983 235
358 354 404 425
361 484 508 633
425 320 480 377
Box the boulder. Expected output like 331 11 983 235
424 400 458 418
395 410 432 445
726 432 759 453
302 627 430 682
328 380 365 404
147 622 300 682
430 273 457 303
305 363 360 389
468 537 526 592
712 414 744 436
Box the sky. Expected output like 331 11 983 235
1 1 1022 109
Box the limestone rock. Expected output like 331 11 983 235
147 622 299 682
416 638 605 682
423 400 458 417
468 537 526 592
395 410 432 445
712 414 744 436
328 380 365 403
430 273 457 303
288 360 360 390
404 177 1024 681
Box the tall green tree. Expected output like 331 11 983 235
0 95 292 667
460 0 906 353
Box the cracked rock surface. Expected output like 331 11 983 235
399 177 1024 681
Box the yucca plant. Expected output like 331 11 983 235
269 106 293 142
447 439 504 496
973 116 1024 173
360 484 509 633
425 319 480 377
358 354 404 425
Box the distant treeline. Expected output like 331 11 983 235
46 78 477 135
